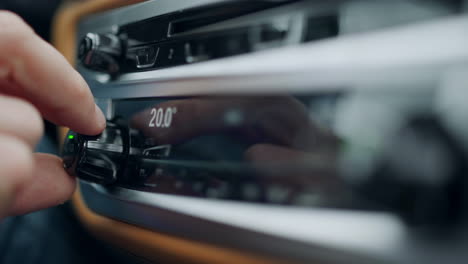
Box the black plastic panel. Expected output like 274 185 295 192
110 95 340 201
117 1 338 73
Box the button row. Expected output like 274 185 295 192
128 42 205 70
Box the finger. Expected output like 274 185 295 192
0 94 43 147
0 11 105 135
7 153 76 216
0 134 34 216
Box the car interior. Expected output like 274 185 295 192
1 0 468 263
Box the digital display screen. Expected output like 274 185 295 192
108 90 439 211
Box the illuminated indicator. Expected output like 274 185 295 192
68 135 75 140
149 107 177 128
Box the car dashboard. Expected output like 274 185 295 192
53 0 468 263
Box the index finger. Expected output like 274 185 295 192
0 11 105 135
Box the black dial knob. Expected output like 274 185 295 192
63 121 129 185
78 33 123 74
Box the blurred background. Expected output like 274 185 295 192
0 0 62 40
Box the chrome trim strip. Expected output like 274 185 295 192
87 142 123 153
116 15 468 83
80 181 402 263
79 15 468 99
81 181 468 264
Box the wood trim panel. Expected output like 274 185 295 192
52 1 287 263
73 188 280 264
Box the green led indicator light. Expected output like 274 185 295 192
68 135 75 140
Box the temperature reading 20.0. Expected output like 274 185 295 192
149 107 177 128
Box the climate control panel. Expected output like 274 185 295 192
63 94 468 227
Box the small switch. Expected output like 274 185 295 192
134 45 160 69
78 33 123 74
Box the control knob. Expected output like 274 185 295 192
78 33 123 74
62 121 128 185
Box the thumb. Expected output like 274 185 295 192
0 134 34 218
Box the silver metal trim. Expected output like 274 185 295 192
79 15 468 99
81 181 468 264
87 142 123 153
80 181 403 263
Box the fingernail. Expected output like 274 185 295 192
95 104 107 130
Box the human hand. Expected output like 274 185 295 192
0 12 105 218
